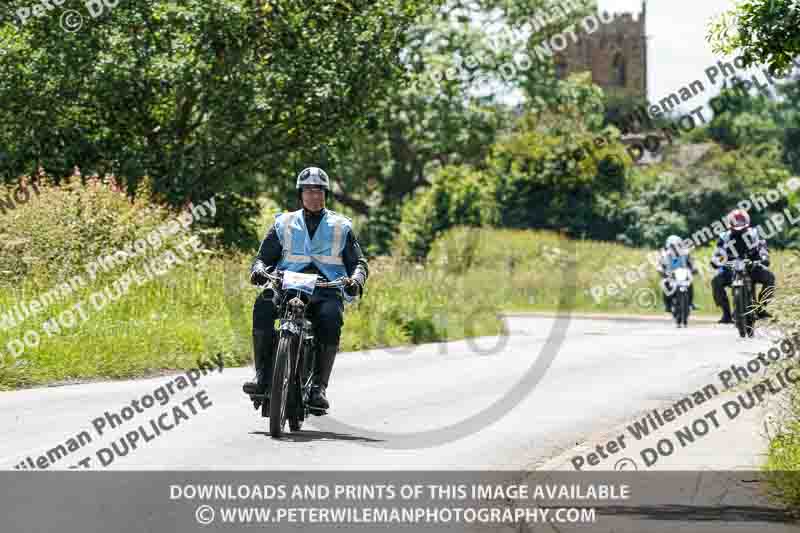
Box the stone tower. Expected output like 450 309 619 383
553 1 647 100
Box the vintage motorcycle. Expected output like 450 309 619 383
661 253 693 328
725 258 763 338
666 265 692 328
247 269 348 438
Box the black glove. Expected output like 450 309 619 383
343 277 361 296
250 263 271 286
343 266 367 297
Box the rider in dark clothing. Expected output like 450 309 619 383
710 209 775 324
242 167 368 411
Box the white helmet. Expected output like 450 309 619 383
296 167 330 190
665 235 682 249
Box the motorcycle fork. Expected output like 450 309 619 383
746 277 755 314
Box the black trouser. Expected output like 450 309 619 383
253 287 345 345
712 266 775 314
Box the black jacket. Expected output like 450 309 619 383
251 208 369 292
710 228 769 268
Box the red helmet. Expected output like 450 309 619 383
727 209 750 231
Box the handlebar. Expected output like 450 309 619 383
261 270 349 289
723 258 763 268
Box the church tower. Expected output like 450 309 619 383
553 1 648 100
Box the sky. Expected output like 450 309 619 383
489 0 774 114
599 0 765 114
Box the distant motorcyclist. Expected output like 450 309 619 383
242 167 369 410
710 209 775 324
656 235 698 313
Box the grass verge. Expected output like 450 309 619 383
0 226 795 391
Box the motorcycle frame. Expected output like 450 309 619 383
265 285 318 420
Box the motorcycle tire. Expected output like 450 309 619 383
677 290 689 327
288 350 305 433
270 333 294 438
733 287 749 338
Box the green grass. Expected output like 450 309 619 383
0 253 233 389
765 415 800 508
1 226 797 391
762 256 800 495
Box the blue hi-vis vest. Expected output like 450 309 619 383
275 209 352 299
669 253 689 270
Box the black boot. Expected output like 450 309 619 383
718 299 733 324
243 329 273 396
689 285 698 310
308 343 337 410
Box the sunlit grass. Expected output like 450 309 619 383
1 226 796 391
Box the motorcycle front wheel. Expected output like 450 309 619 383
676 290 689 327
733 286 751 338
270 333 295 438
288 343 308 432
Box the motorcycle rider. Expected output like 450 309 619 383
710 208 775 324
656 235 698 313
242 167 369 410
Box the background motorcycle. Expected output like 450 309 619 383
663 266 692 328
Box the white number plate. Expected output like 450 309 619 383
282 271 318 295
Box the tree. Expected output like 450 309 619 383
708 0 800 72
316 0 597 253
0 0 436 239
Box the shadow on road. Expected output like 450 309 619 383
250 430 385 443
596 505 797 523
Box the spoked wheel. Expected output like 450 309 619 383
679 290 689 327
733 286 754 338
288 341 315 432
673 291 687 328
746 304 757 337
288 376 304 432
269 333 294 438
671 298 679 327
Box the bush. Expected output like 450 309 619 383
396 164 498 259
0 173 179 285
488 109 631 239
765 252 800 496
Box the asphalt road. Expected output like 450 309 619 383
0 315 783 471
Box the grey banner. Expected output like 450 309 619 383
2 471 799 532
